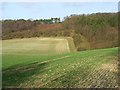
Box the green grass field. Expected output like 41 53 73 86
2 37 74 69
2 38 118 88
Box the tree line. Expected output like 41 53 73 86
2 13 118 51
62 13 118 50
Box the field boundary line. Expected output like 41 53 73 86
38 55 71 64
66 39 70 52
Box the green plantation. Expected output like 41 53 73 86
2 38 118 88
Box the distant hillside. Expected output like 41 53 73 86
2 13 118 51
62 13 118 50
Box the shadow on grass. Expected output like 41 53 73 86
2 61 47 87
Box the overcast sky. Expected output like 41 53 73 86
2 2 118 20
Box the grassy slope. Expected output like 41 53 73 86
2 37 74 69
3 45 118 88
